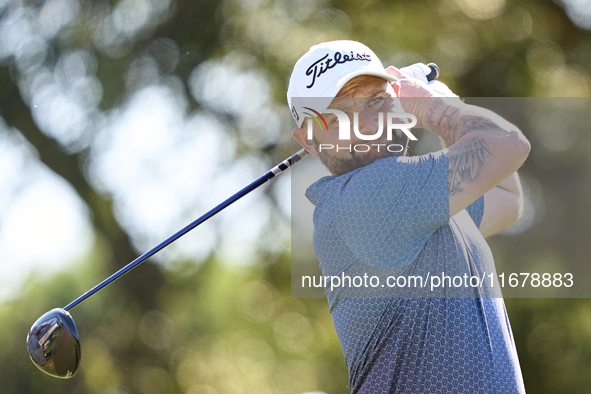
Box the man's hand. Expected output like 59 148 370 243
385 65 461 129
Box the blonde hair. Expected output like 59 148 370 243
337 75 388 97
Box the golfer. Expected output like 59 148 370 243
288 40 529 393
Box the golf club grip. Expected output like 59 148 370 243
63 149 309 311
426 63 439 82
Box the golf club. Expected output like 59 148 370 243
26 148 308 379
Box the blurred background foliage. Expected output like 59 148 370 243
1 0 591 393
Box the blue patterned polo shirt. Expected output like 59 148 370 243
306 151 525 393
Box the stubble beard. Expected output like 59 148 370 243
313 133 410 176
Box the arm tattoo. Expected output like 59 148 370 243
460 115 501 133
447 137 491 195
425 100 502 147
424 99 444 127
438 106 460 135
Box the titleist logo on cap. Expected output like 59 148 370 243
306 51 371 89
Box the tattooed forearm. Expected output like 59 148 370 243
447 137 492 195
424 100 503 147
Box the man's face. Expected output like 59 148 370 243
300 79 410 176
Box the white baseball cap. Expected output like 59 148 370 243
287 40 398 128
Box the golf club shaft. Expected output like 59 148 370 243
63 148 308 311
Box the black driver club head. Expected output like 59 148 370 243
26 308 81 379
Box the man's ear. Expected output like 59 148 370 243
385 67 402 98
292 126 318 157
392 81 401 98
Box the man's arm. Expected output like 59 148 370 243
385 66 530 225
421 98 530 218
432 108 525 237
480 173 524 238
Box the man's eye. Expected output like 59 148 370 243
370 97 384 106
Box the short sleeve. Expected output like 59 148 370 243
330 151 450 268
465 196 485 228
